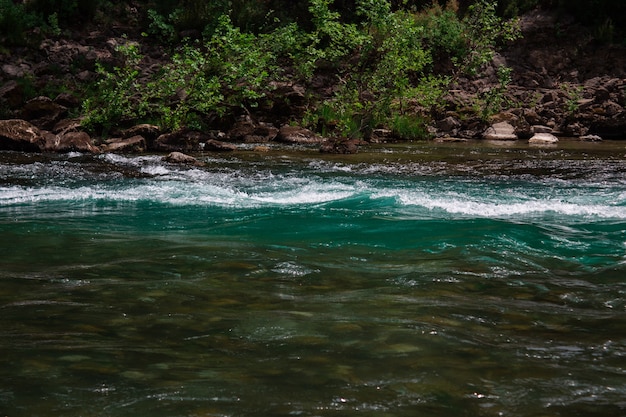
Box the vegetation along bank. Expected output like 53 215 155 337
2 0 626 155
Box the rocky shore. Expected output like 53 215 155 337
2 9 626 156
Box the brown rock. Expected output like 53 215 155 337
205 139 237 152
153 130 207 152
163 151 201 165
0 119 46 152
122 124 161 141
21 96 68 130
51 131 99 153
101 135 147 153
319 138 362 154
277 125 323 144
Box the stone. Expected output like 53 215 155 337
227 116 278 142
579 134 603 142
122 124 161 141
205 139 237 152
528 132 559 144
0 80 23 107
319 138 362 154
163 151 201 165
101 135 147 153
50 131 99 153
0 119 46 152
276 125 323 144
153 130 207 152
436 116 461 134
21 96 68 130
531 125 552 133
482 121 518 140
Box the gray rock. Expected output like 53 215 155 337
483 122 517 140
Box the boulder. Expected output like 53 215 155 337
482 121 518 140
0 80 24 108
205 139 237 152
319 138 362 154
528 132 559 144
580 134 603 142
153 130 207 152
276 125 323 144
227 116 278 142
101 135 147 153
21 96 68 130
47 131 100 153
0 119 46 152
163 151 201 165
121 124 161 141
531 125 552 133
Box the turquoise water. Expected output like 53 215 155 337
1 141 625 416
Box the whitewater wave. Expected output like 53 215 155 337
2 177 625 220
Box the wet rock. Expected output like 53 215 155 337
529 132 559 144
205 139 237 152
0 119 46 152
319 138 362 154
227 116 278 142
276 125 323 144
153 129 207 152
122 124 161 141
163 151 201 165
433 137 468 143
52 118 82 134
101 135 147 153
483 121 518 140
580 134 603 142
48 131 100 153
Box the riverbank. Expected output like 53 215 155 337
2 7 626 156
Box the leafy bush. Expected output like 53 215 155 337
0 0 40 45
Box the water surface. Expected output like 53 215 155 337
1 140 625 416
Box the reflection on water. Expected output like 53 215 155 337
1 141 626 416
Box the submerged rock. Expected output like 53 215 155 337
205 139 237 152
528 132 559 144
319 138 362 154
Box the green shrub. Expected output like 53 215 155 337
0 0 40 45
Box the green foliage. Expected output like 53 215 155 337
80 0 521 140
478 64 514 119
83 15 279 133
82 42 145 134
0 0 40 45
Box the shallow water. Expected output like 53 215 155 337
1 140 626 416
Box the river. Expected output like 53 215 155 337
1 140 625 416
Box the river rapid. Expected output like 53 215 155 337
1 140 625 417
